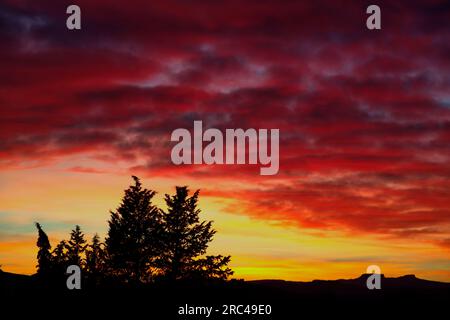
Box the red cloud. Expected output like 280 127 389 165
0 0 449 245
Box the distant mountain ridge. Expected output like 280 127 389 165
250 273 450 287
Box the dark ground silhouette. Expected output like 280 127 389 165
1 270 449 318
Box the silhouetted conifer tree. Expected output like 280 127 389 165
85 234 106 285
159 187 233 280
192 255 233 280
47 239 69 285
66 225 87 267
52 240 67 260
31 179 233 286
106 176 162 283
52 240 69 269
35 222 52 277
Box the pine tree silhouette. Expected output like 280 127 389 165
52 240 68 263
66 225 87 267
35 222 52 277
52 240 68 272
85 234 106 285
105 176 162 283
191 255 233 280
159 186 233 280
31 178 233 286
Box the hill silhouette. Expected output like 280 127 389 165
1 269 448 318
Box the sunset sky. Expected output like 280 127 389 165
1 0 449 281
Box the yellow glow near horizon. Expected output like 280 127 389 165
1 167 449 282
